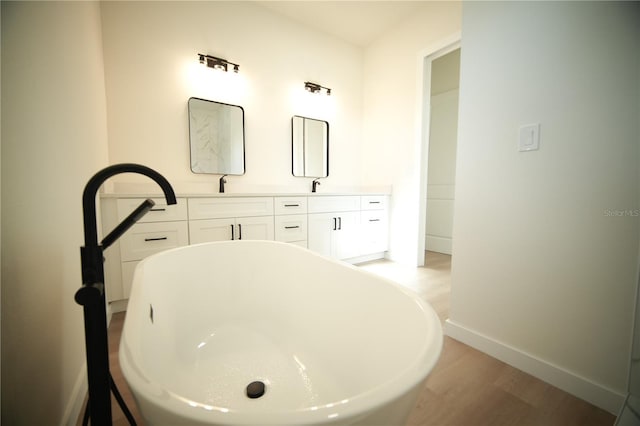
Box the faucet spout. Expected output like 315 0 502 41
80 163 176 286
82 163 176 250
219 175 227 193
312 178 321 193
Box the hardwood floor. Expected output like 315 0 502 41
91 251 615 425
361 252 615 426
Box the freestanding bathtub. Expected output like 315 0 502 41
120 240 442 425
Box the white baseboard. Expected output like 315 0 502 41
425 235 452 255
346 252 386 264
445 319 625 415
61 363 87 426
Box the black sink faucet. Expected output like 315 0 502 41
76 163 176 426
312 178 321 193
219 174 227 193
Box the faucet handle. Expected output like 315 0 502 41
75 283 104 305
101 199 155 250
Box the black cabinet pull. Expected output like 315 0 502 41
144 236 167 242
284 204 299 207
150 208 166 212
333 217 337 231
231 224 234 240
369 219 380 222
369 201 381 204
284 225 300 229
238 223 242 240
338 217 342 230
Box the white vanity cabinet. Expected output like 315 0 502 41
308 196 361 260
102 192 389 309
188 197 274 244
103 197 189 303
360 195 389 255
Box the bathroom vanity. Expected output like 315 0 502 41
100 193 389 309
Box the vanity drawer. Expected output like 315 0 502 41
188 197 274 220
120 221 189 261
274 197 307 215
361 196 387 211
117 197 187 222
274 214 307 243
361 210 388 227
308 196 360 213
360 210 389 254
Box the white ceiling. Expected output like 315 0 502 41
255 1 431 47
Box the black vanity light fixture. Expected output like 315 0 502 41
304 81 331 96
198 53 239 73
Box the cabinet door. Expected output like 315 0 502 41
334 211 361 260
236 216 274 240
308 212 334 258
308 212 360 260
189 218 235 244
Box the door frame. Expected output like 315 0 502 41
415 34 461 266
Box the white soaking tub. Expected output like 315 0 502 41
120 240 442 425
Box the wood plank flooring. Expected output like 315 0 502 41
86 251 615 425
361 252 615 426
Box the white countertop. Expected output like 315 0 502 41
100 192 390 198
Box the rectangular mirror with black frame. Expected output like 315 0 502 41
188 97 245 176
292 115 329 178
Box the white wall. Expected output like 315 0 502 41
100 1 364 194
100 1 462 262
362 2 462 265
1 2 110 423
448 1 640 413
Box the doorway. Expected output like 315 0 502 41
417 40 460 265
425 48 460 255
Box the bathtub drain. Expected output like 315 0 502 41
246 381 266 399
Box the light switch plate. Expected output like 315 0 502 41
518 123 540 152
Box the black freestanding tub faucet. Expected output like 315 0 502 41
75 163 176 426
